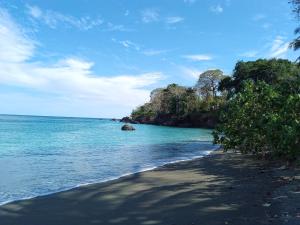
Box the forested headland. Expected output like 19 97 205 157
125 58 300 159
128 69 226 128
122 1 300 160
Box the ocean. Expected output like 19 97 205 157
0 114 217 205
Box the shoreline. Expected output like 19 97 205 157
0 147 219 207
1 149 299 225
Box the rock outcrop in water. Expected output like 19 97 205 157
121 124 136 131
120 117 139 124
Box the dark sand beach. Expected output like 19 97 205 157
0 150 299 225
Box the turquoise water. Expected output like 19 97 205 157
0 115 217 205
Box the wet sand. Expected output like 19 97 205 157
0 150 299 225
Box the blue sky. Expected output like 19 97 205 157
0 0 298 118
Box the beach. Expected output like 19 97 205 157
0 150 299 225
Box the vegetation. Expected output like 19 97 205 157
132 84 199 119
131 71 227 128
131 57 300 159
131 2 300 160
219 59 299 97
212 2 300 160
214 59 300 160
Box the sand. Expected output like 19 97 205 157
0 150 299 225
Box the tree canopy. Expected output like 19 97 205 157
195 69 225 100
130 70 227 127
218 59 300 97
214 59 300 160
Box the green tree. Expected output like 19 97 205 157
218 59 300 97
195 70 224 100
214 70 300 160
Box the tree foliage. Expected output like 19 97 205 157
131 71 227 124
132 84 200 120
195 69 225 100
219 59 300 97
214 59 300 160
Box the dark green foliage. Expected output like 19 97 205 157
131 75 227 127
132 84 201 120
219 59 300 97
214 59 300 160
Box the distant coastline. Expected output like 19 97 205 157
0 113 114 120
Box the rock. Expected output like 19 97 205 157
121 124 135 131
120 117 139 124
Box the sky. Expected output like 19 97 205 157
0 0 298 118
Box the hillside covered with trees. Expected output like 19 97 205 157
128 70 226 128
125 58 300 159
123 1 300 160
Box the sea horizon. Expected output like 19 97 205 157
0 113 118 121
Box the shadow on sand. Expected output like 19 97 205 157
0 151 280 225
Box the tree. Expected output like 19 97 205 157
214 79 300 159
150 88 164 112
195 70 224 100
130 74 224 127
214 58 300 160
218 59 300 97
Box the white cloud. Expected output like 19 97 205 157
141 9 159 23
141 9 183 26
183 54 213 61
239 36 292 60
113 39 140 51
165 16 184 24
0 9 35 63
268 36 290 58
210 5 224 14
113 39 168 56
26 5 103 30
0 8 162 117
